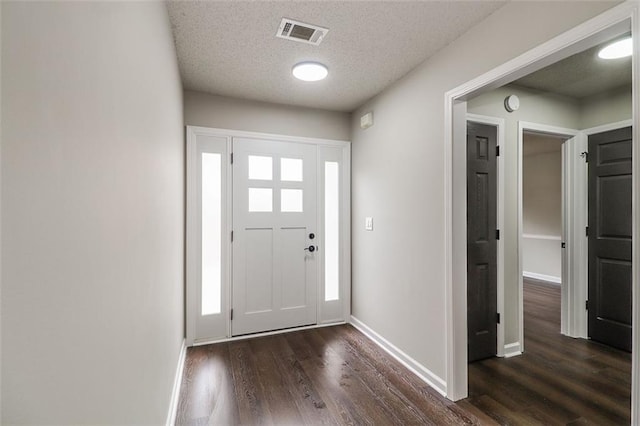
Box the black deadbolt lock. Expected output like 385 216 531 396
309 233 315 239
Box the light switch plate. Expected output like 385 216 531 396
365 217 373 231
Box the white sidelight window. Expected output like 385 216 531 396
324 161 340 301
201 153 222 315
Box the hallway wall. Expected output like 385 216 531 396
184 90 351 141
1 3 185 423
350 1 617 386
523 145 563 281
580 84 632 129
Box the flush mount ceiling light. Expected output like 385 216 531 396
598 37 632 59
292 62 328 82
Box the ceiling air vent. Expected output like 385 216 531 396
276 18 328 46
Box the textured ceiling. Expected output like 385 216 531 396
514 36 632 99
166 1 506 112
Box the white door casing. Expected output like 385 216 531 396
232 137 318 336
562 133 588 339
518 122 578 349
444 3 637 404
186 126 351 346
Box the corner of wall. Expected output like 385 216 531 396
350 316 447 396
166 340 187 426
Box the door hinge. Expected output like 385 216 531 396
230 308 234 320
231 230 234 242
580 151 588 163
561 241 566 248
496 146 500 157
496 229 500 240
496 312 501 324
230 152 234 164
585 300 589 310
585 226 589 237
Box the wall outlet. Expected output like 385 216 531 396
365 217 373 231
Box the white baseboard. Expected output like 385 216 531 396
523 271 561 284
166 339 187 426
350 316 447 396
503 342 522 358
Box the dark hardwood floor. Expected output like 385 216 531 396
176 325 488 425
466 279 631 425
176 279 631 425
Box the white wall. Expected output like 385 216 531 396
184 90 351 141
350 1 615 384
523 145 563 281
1 3 184 424
580 84 632 129
523 148 562 236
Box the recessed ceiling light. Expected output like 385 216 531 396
292 62 328 82
598 37 632 59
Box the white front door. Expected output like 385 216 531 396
232 137 318 335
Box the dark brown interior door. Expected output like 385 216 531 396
588 126 632 352
467 122 498 362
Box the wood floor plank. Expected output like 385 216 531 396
319 325 480 425
265 334 339 425
228 340 273 425
293 331 412 424
468 360 577 423
297 329 429 425
462 279 631 425
175 278 631 425
246 336 306 425
471 395 543 426
453 400 501 426
176 344 239 426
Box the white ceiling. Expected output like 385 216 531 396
166 1 506 112
513 35 632 99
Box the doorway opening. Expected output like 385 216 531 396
522 131 566 287
464 93 633 425
448 2 638 421
519 124 578 348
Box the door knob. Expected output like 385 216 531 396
304 245 317 252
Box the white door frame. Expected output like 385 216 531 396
186 126 351 346
518 123 579 346
466 113 506 357
444 3 639 419
561 129 589 339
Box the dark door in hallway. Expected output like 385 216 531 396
588 126 632 352
467 122 498 362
